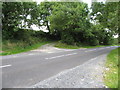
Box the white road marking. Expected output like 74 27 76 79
45 53 77 60
64 53 77 56
28 53 35 55
48 52 54 53
85 49 96 52
0 65 12 68
54 48 62 50
31 50 41 51
45 55 65 59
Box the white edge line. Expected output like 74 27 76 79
0 65 12 68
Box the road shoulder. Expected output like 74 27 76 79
32 54 108 88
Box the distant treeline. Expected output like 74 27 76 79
2 1 119 46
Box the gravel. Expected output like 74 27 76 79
32 54 108 88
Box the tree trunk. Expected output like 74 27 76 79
46 21 50 33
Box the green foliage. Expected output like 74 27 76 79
91 2 119 35
22 2 39 27
48 2 90 45
55 41 80 49
103 36 114 45
61 32 75 45
1 39 51 55
89 24 115 45
2 2 38 39
2 2 23 39
89 38 99 46
38 2 55 33
2 2 118 49
55 41 119 49
13 29 38 46
113 38 119 45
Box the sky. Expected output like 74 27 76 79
34 0 92 8
34 0 110 7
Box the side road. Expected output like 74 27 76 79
1 43 76 60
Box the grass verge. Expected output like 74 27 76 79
55 42 119 49
104 47 119 88
1 40 52 56
55 42 80 49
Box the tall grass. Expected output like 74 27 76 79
1 38 52 55
104 48 119 88
1 29 54 55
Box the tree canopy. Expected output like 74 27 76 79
2 1 119 45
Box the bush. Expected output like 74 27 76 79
2 29 15 40
13 29 31 40
61 32 75 45
103 37 114 45
34 31 47 37
89 38 99 46
113 38 118 45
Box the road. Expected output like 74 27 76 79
1 46 118 88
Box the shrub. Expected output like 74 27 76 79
103 37 114 45
61 32 75 45
89 38 99 46
14 29 31 41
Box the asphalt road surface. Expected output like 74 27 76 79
1 46 118 88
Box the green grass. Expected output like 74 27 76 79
104 47 119 88
0 40 52 56
55 42 80 49
1 39 119 56
55 42 119 49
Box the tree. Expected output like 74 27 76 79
22 2 39 28
91 2 119 35
2 2 38 39
48 2 90 44
2 2 23 39
2 1 117 46
38 2 55 33
90 2 118 45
